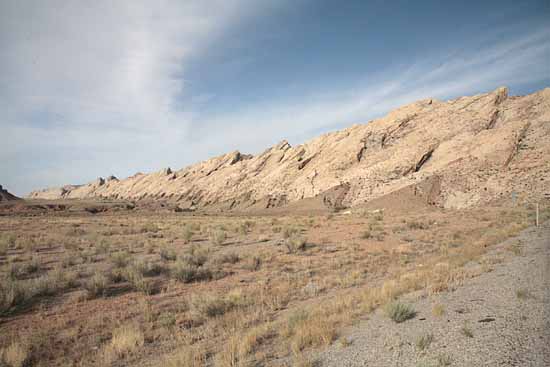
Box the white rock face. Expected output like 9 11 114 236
28 87 550 210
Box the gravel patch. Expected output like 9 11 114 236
314 221 550 366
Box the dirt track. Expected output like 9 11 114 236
316 221 550 366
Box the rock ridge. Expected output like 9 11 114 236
27 87 550 210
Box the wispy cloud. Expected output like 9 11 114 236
0 1 274 194
190 25 550 153
0 1 548 196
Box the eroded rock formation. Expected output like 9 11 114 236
28 87 550 210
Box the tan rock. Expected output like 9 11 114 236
27 87 550 210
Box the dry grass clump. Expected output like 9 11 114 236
0 239 9 256
282 226 299 240
65 227 86 236
215 336 240 367
385 302 416 323
210 228 227 246
22 257 40 275
131 259 164 277
236 220 255 235
292 354 316 367
164 345 206 367
245 255 262 271
214 251 240 265
158 312 177 328
282 309 338 354
170 245 214 283
436 353 452 366
0 340 30 367
190 293 236 319
160 246 177 261
124 268 153 295
1 266 78 315
182 225 194 243
140 222 160 233
285 233 307 254
407 221 428 230
432 303 445 317
237 323 273 357
460 324 474 338
0 277 26 315
0 233 17 250
110 251 130 268
84 272 110 298
415 333 434 351
214 323 273 367
32 274 62 297
102 324 144 362
516 288 533 300
360 230 372 239
180 245 209 267
171 260 212 284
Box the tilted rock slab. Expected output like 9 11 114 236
28 87 550 210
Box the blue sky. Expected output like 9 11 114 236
1 0 549 196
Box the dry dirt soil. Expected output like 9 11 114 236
0 199 548 367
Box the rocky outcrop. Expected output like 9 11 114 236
27 87 550 210
0 185 21 201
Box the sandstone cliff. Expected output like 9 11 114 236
28 87 550 210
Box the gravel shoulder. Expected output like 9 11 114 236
315 221 550 367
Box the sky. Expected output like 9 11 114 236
1 0 549 196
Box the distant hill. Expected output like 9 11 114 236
0 185 21 201
28 87 550 211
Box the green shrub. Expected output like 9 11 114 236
385 302 416 323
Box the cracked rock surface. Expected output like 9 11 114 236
28 87 550 211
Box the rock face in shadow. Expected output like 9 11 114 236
0 185 21 201
28 87 550 210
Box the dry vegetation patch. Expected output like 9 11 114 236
0 202 543 366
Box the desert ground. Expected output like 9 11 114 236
1 198 548 367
